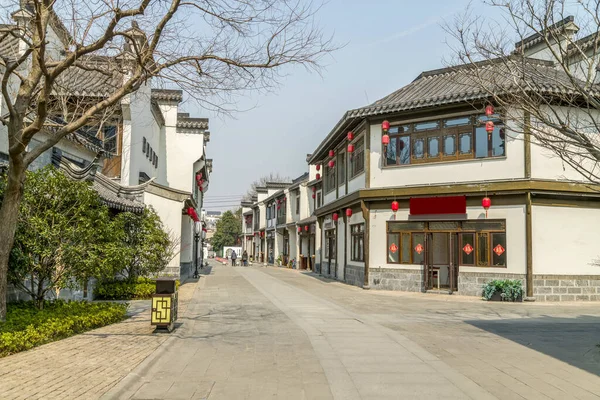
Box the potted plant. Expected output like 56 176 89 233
276 255 283 266
483 279 524 302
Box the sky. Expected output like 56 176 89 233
187 0 502 212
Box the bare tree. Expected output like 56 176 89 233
0 0 335 319
445 0 600 184
242 172 290 200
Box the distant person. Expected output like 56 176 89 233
231 250 237 266
242 250 248 266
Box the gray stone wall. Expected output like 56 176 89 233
344 265 364 288
533 275 600 301
179 262 192 282
369 268 424 292
458 272 527 297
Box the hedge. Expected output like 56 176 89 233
0 300 128 357
94 277 180 300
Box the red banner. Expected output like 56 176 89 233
409 196 466 215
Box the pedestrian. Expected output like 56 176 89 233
231 250 237 266
242 250 248 266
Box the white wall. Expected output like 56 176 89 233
348 172 365 194
143 192 184 269
367 116 525 188
369 205 527 275
532 205 600 274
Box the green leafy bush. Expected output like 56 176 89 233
94 277 180 300
483 279 524 301
0 300 128 357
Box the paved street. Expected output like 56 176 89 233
101 262 600 400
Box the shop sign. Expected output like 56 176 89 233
389 243 398 253
462 243 473 255
414 243 424 254
493 244 505 256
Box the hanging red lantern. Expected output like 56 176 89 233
482 197 491 218
485 120 495 133
312 193 316 199
348 143 355 154
347 131 354 141
332 213 339 222
382 120 390 131
304 225 309 232
316 173 321 180
382 134 390 145
297 226 302 233
329 150 335 158
316 164 320 171
346 208 352 217
312 186 316 193
328 160 335 168
485 105 494 116
391 201 399 212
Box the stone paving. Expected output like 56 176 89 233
3 262 600 399
0 279 198 400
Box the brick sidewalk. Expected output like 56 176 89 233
0 279 198 400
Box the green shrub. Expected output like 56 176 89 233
483 279 523 301
94 277 180 300
0 300 128 357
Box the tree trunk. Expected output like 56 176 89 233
0 160 26 320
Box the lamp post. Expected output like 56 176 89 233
193 221 201 278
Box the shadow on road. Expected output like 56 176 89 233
466 315 600 376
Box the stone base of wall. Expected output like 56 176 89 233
458 272 527 297
344 265 364 288
533 275 600 301
369 268 423 292
179 262 192 281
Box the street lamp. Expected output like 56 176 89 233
193 221 201 278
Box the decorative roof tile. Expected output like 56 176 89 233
176 117 209 130
151 89 183 102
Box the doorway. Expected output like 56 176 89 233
425 232 458 292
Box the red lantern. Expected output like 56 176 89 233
346 208 352 217
328 160 335 168
347 131 354 141
485 105 494 116
332 213 339 222
485 121 494 133
382 120 390 131
312 186 316 193
304 225 309 232
329 150 335 158
391 201 399 212
316 164 320 171
482 197 491 218
298 226 302 233
382 134 390 145
312 193 316 199
316 173 321 180
348 143 355 154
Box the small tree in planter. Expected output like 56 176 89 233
483 280 524 302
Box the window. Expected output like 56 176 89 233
317 192 322 208
295 193 300 215
351 224 364 262
387 220 506 267
324 165 336 193
325 229 336 259
384 115 505 167
337 151 345 186
143 137 147 153
103 126 117 153
350 138 365 177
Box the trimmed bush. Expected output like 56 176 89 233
0 300 128 357
94 277 180 300
483 279 524 302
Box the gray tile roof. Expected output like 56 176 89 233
57 155 147 213
0 25 20 61
309 57 592 163
54 60 123 97
151 89 183 102
176 117 209 130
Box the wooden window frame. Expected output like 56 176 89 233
295 193 300 215
350 137 365 178
350 223 364 262
324 165 336 194
337 151 346 186
386 220 507 268
383 115 505 168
